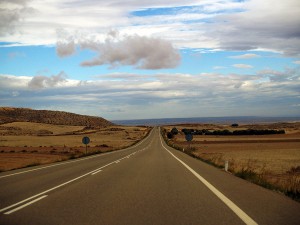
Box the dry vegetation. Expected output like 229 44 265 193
0 122 150 172
162 122 300 200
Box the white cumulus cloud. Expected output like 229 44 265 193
233 64 253 69
229 53 261 59
56 32 181 69
28 71 68 89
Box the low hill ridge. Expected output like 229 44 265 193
0 107 113 127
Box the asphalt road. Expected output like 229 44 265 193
0 127 299 225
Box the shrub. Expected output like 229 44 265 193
171 127 179 135
287 166 300 174
37 130 53 136
25 162 40 168
235 169 257 180
235 168 274 190
100 144 109 148
167 132 174 139
182 128 194 134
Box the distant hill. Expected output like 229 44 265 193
0 107 113 127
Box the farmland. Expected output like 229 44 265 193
162 122 300 199
0 122 150 171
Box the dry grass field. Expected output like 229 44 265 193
163 122 300 200
0 122 150 171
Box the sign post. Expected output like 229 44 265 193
185 133 193 150
82 136 90 154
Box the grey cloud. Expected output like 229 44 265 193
98 73 149 80
2 66 300 119
0 0 31 35
257 67 300 82
1 0 28 5
56 29 76 57
56 32 181 70
56 40 76 57
28 72 67 89
80 34 181 69
210 0 300 56
0 8 20 35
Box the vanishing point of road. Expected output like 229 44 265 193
0 128 299 225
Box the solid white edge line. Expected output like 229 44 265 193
159 130 258 225
0 128 154 179
4 195 48 215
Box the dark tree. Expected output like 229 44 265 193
171 127 179 135
167 132 174 139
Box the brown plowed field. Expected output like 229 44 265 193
0 122 150 171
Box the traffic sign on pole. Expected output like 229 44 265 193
185 133 193 142
82 136 90 154
185 133 193 150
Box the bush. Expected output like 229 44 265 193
182 128 194 135
37 130 53 136
167 132 174 139
96 144 109 148
171 127 179 135
235 169 274 190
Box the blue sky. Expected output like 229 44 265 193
1 0 300 120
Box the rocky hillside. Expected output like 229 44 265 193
0 107 113 127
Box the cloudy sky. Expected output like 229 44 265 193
1 0 300 120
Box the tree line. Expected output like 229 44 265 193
181 128 285 136
166 127 285 139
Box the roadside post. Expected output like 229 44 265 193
82 136 90 154
185 133 193 150
225 160 229 172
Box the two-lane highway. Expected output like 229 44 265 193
0 127 299 225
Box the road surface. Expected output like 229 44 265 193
0 127 299 225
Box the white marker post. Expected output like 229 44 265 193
225 160 229 172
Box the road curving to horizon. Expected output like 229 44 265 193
0 127 299 225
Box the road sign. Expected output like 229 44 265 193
82 136 90 145
82 136 90 154
185 133 193 142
